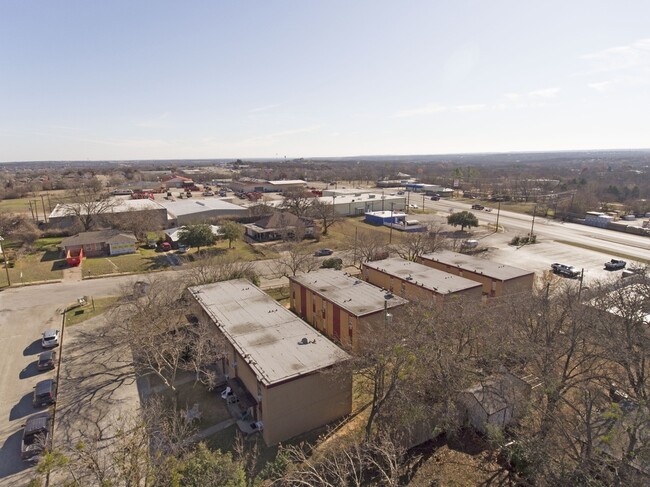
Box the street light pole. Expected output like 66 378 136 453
495 201 501 233
530 203 538 236
0 236 11 286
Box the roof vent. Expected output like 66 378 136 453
299 337 309 345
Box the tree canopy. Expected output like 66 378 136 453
219 220 244 249
178 224 216 252
447 210 479 231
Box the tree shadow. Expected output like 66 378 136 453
23 340 42 357
51 260 69 271
142 255 173 270
40 249 63 262
19 361 41 380
9 392 37 421
0 430 31 478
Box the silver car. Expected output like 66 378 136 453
41 329 60 348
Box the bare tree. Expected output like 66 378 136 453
280 188 314 217
308 199 343 236
271 242 320 277
61 178 117 231
391 225 446 262
186 253 259 287
110 277 226 399
348 230 390 270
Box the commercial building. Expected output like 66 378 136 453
404 183 454 196
418 250 535 297
318 193 406 216
48 198 168 230
158 198 249 226
362 258 483 303
230 178 307 193
288 269 408 351
364 210 407 226
188 280 352 445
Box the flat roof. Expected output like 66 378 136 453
268 179 306 185
189 279 349 386
290 269 408 317
363 258 482 294
420 250 534 281
49 198 165 218
366 211 407 218
158 198 248 217
318 193 406 205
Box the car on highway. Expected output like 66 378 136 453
471 203 485 210
41 329 60 348
33 379 57 408
430 194 440 201
36 351 57 371
21 412 52 461
551 263 580 278
314 248 334 256
605 259 627 270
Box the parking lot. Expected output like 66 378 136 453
0 275 140 486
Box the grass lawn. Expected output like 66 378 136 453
266 286 290 306
0 190 67 215
65 297 119 326
83 249 171 277
6 251 65 284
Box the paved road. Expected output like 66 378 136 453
0 275 139 486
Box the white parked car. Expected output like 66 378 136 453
408 204 418 209
41 329 60 348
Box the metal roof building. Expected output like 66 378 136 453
158 198 248 226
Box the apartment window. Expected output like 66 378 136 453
322 300 327 320
389 277 394 292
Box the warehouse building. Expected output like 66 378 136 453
362 258 483 303
48 198 168 229
318 193 406 216
188 280 352 445
230 178 307 193
418 250 535 297
289 269 408 352
158 198 249 226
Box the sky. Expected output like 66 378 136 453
1 0 649 162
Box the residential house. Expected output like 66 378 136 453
418 250 534 297
289 269 408 351
60 230 137 257
244 212 314 242
188 279 352 445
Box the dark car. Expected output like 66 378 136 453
551 263 580 278
33 379 57 408
314 248 334 256
605 259 627 270
430 194 440 201
471 203 485 210
21 412 51 461
36 351 57 371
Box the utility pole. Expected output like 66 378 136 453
495 201 501 233
28 200 35 221
530 203 538 236
40 195 48 223
389 203 394 244
0 236 10 286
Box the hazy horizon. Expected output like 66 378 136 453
2 1 649 162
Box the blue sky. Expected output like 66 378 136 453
1 1 649 161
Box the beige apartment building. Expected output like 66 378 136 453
418 250 534 297
362 258 483 303
188 279 352 445
288 269 408 352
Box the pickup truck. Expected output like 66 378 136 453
471 204 485 210
605 259 627 270
551 263 580 278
